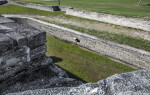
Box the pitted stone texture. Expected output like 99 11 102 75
0 62 82 95
30 45 47 60
0 17 50 84
0 17 14 24
1 17 81 95
0 33 14 55
7 69 150 95
0 46 30 81
0 25 13 33
3 23 46 49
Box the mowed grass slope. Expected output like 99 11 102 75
46 35 136 82
18 0 150 18
0 4 64 16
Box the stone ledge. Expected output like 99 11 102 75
0 17 51 82
6 69 150 95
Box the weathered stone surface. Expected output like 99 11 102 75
0 17 83 95
3 23 46 49
6 69 150 95
0 33 14 55
0 25 13 33
30 45 46 60
6 31 27 47
0 46 30 81
0 16 14 24
0 17 51 85
0 62 82 95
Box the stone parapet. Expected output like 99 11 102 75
0 16 51 81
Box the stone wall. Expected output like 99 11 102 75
0 16 52 82
65 8 150 32
6 16 150 69
0 16 83 95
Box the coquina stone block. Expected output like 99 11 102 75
0 46 30 81
3 22 46 49
0 17 51 82
0 33 14 55
30 45 47 60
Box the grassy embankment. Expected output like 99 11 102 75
18 0 150 18
0 4 64 16
0 4 137 82
46 35 136 82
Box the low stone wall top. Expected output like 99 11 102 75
7 68 150 95
65 8 150 32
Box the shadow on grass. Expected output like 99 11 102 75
143 4 150 6
50 56 63 63
55 63 87 83
49 56 87 83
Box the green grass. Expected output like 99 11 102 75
0 4 64 16
46 35 136 82
39 18 150 52
18 0 150 18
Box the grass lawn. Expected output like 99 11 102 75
0 4 64 16
46 35 136 82
17 0 150 18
